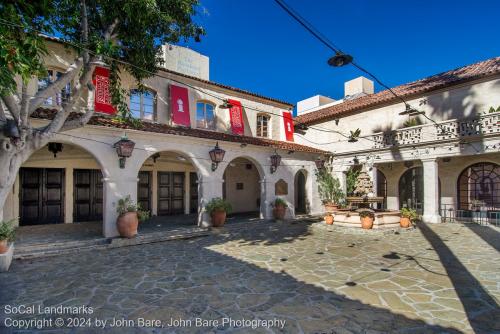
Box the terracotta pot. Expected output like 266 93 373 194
400 217 412 228
273 205 287 221
116 212 139 238
324 203 338 213
0 239 8 254
361 216 374 229
324 214 334 225
211 210 227 227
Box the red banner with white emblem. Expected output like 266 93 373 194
170 84 191 127
283 111 294 141
93 67 116 115
228 99 244 135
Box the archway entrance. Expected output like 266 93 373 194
458 162 500 211
399 167 424 214
376 169 387 209
137 151 198 225
223 157 261 218
294 170 308 214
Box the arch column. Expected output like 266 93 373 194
369 167 378 195
197 174 224 227
259 177 270 219
422 158 441 223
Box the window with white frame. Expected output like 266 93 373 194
256 113 270 137
130 89 156 121
38 69 71 106
196 101 215 129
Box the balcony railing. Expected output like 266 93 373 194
369 112 500 149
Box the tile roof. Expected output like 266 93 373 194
295 57 500 125
32 109 327 154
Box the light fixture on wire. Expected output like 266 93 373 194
327 52 353 67
219 100 233 109
315 156 326 170
399 104 425 116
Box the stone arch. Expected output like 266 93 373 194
457 162 500 211
294 169 308 214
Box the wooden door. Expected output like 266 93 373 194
74 169 103 222
158 172 185 215
20 168 65 226
137 171 151 211
190 172 198 213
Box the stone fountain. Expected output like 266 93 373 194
346 167 384 209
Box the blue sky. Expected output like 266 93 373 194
183 0 500 109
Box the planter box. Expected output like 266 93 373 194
0 243 14 272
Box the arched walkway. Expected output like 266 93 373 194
377 169 387 209
457 162 500 211
399 167 424 214
222 157 263 218
294 169 308 214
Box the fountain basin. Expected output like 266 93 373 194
332 209 401 229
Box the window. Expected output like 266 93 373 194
458 162 500 210
256 114 270 137
196 102 215 129
38 69 71 106
130 89 156 121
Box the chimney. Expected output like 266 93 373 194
344 76 374 98
296 95 336 115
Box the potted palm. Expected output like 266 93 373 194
316 169 345 213
272 198 288 221
116 195 139 238
400 208 417 228
206 198 232 227
359 210 375 229
0 219 16 272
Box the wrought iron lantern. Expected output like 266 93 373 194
209 142 225 171
48 142 63 158
3 119 20 139
315 156 326 170
219 100 233 109
327 52 353 67
151 153 161 163
113 135 135 169
270 150 282 174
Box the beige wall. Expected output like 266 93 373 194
223 157 261 213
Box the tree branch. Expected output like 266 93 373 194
27 57 84 115
1 94 21 124
104 18 119 41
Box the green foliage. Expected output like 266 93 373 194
137 210 150 223
206 198 232 215
272 198 288 208
0 219 16 242
400 207 418 221
0 0 203 116
315 169 345 205
358 210 375 219
116 195 139 215
348 128 361 142
488 106 500 113
345 167 361 196
402 117 423 128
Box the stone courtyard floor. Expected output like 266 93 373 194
0 220 499 333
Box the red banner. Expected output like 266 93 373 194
170 84 191 127
283 111 294 141
228 99 244 135
93 67 116 115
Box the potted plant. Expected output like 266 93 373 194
0 219 16 254
359 210 375 229
324 213 334 225
316 169 345 212
137 209 150 223
400 207 417 228
116 195 139 238
206 197 232 227
272 198 288 221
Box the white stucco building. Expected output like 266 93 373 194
295 57 500 224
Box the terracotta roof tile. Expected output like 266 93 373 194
32 109 327 154
295 57 500 125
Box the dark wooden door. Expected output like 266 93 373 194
296 171 307 214
158 172 185 215
137 171 151 211
20 168 65 226
74 169 103 222
190 172 198 213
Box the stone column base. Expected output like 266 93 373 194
422 214 442 224
0 243 14 272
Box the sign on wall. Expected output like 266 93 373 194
228 99 245 135
283 111 294 142
170 84 191 127
93 67 116 115
275 179 288 195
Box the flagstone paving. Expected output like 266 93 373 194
0 220 499 333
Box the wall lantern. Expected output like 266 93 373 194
219 100 233 109
404 161 414 169
209 142 225 171
48 142 63 158
315 156 326 170
270 150 282 174
151 153 161 163
327 52 353 67
113 135 135 168
3 119 20 139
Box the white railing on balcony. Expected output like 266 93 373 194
369 112 500 149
